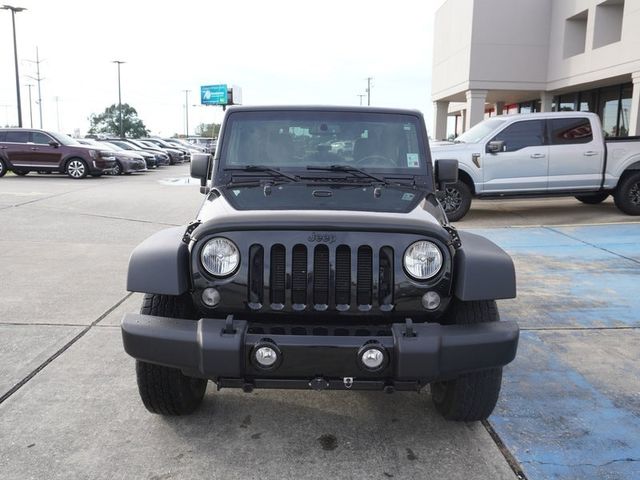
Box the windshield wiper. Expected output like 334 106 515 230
305 165 392 185
224 165 299 182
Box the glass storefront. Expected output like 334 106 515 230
553 82 633 137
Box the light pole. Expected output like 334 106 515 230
112 60 125 137
366 77 373 106
25 83 33 127
183 89 191 137
2 5 26 127
357 94 366 106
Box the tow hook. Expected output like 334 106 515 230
343 377 354 389
309 377 329 391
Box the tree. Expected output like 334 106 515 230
194 122 221 138
88 103 149 138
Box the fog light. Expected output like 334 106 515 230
422 291 441 310
357 344 387 371
202 287 221 307
255 346 278 368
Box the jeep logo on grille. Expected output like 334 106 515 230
308 232 336 244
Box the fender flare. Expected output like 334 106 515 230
126 226 190 295
453 231 516 301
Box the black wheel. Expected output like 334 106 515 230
112 161 122 175
0 158 6 177
614 171 640 215
14 170 29 176
430 299 503 421
135 294 207 415
440 180 472 222
66 158 88 179
575 192 609 204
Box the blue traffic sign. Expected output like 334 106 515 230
200 84 228 105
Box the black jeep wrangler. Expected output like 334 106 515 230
122 106 518 421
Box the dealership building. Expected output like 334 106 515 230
432 0 640 140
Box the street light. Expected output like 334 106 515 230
112 60 125 137
183 89 191 137
2 5 26 127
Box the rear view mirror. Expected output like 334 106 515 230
487 140 504 153
190 153 212 194
434 159 458 190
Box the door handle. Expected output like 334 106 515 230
0 146 6 149
583 151 599 156
30 147 38 151
530 153 546 158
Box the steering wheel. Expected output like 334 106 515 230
355 155 395 167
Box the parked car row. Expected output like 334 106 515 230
0 128 200 179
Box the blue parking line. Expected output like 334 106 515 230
463 224 640 480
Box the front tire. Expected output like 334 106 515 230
431 300 503 421
614 171 640 215
135 294 207 415
66 159 88 179
112 161 122 175
0 158 6 177
575 192 608 204
440 180 472 222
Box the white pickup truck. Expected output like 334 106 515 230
431 112 640 221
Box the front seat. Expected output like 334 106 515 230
352 137 378 162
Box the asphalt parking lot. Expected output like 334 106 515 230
1 167 638 480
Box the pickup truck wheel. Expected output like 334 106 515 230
614 171 640 215
575 193 609 204
430 299 503 421
135 293 207 415
441 180 472 222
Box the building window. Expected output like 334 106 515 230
558 93 578 111
564 10 588 58
593 0 624 49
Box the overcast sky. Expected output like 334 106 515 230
0 0 444 137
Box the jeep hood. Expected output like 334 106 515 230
193 187 449 242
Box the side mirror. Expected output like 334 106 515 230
486 140 504 153
190 153 212 194
48 141 60 148
434 159 458 189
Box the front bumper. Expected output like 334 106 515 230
121 314 519 391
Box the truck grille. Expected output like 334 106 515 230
247 243 395 312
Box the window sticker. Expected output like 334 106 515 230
406 153 420 168
401 192 415 201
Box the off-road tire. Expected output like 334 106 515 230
575 193 609 204
440 180 472 222
613 171 640 215
135 293 207 415
431 300 503 421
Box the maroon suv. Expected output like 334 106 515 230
0 129 116 179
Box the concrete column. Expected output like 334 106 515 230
465 89 488 130
494 101 505 116
629 72 640 136
433 101 449 140
540 91 554 112
461 109 467 133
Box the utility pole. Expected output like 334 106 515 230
54 96 60 131
25 83 33 127
183 89 191 137
2 5 26 127
357 94 366 106
25 47 45 128
366 77 373 106
112 60 125 137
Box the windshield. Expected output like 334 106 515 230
50 132 80 146
455 118 505 143
220 111 427 172
101 141 124 151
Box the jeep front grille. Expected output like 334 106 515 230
247 243 394 312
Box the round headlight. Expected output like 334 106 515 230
200 237 240 277
404 241 443 280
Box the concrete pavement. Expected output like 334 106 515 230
1 166 638 479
